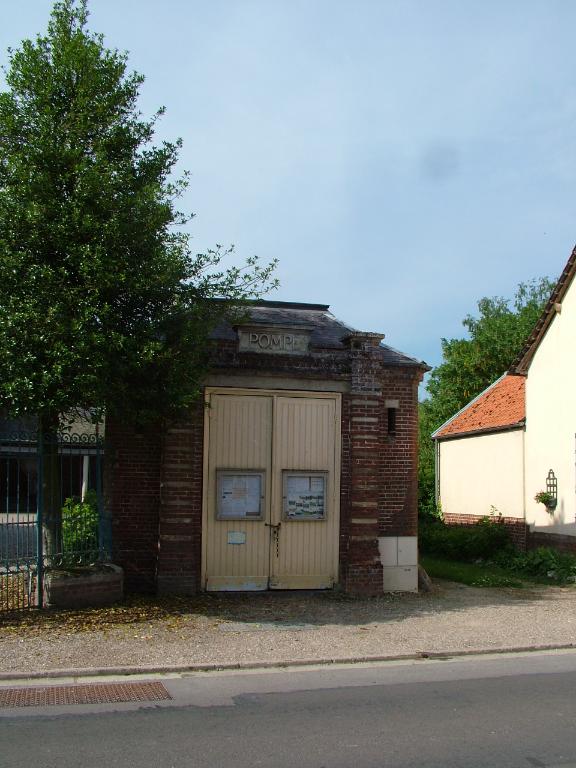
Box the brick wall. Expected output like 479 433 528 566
344 390 383 595
157 403 204 595
340 335 423 594
380 369 420 538
443 512 529 551
341 335 384 594
527 530 576 555
106 421 161 592
441 513 576 555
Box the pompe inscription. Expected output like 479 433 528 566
238 328 310 355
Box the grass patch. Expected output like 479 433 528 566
421 556 525 588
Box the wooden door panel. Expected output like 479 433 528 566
204 394 272 590
270 396 340 589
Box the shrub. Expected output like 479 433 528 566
418 501 443 523
419 517 510 562
61 489 99 563
492 547 576 584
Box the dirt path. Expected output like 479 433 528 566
1 581 575 676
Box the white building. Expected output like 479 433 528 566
433 246 576 551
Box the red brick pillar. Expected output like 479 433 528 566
342 332 385 595
157 403 204 595
106 421 161 593
380 369 421 539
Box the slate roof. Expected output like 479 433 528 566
432 374 526 440
210 300 428 368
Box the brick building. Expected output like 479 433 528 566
108 301 428 596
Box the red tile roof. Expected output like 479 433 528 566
433 374 525 439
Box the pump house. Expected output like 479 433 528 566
108 301 428 596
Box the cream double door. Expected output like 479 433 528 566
202 389 341 591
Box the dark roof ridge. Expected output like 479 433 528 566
511 245 576 374
243 300 331 311
378 341 430 369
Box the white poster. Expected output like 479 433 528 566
285 474 326 519
218 473 262 519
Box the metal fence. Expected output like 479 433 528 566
0 431 109 612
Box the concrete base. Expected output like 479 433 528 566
43 564 123 609
382 565 418 592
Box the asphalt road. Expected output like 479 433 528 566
2 651 576 768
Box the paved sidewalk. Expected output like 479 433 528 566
1 581 575 679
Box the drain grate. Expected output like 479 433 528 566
0 681 172 708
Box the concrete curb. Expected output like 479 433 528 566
1 642 575 683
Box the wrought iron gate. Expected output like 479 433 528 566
0 430 109 612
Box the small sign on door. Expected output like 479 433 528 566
227 531 247 545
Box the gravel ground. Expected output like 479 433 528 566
1 581 575 676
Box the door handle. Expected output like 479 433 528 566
264 522 281 530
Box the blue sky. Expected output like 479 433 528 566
2 1 575 380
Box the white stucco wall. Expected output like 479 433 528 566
525 282 576 535
438 430 525 519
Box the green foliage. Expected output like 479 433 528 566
492 547 576 584
418 278 555 510
534 491 556 508
427 279 554 415
0 1 277 427
61 489 99 561
419 517 510 562
418 499 443 523
418 401 439 511
423 530 576 586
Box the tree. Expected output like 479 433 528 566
419 277 555 512
0 0 276 426
0 1 276 552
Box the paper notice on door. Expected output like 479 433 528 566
218 473 262 519
284 473 326 520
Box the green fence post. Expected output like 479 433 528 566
36 429 44 609
95 431 110 561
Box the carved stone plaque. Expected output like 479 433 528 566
238 326 311 355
